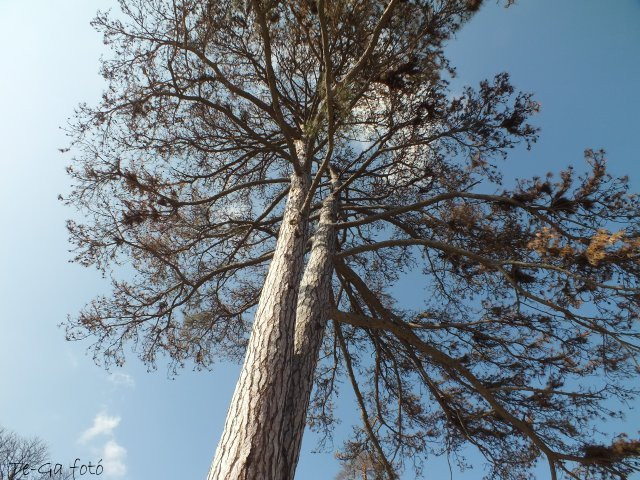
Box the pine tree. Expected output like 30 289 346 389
64 1 640 478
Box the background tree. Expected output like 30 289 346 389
0 427 72 480
335 451 382 480
63 0 640 478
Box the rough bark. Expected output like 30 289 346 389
279 191 338 479
207 151 310 479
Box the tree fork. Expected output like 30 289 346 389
278 186 339 479
207 142 310 480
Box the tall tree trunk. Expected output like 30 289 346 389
279 191 338 479
207 163 310 479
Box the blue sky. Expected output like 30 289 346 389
0 1 639 479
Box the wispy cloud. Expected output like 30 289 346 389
102 440 127 478
65 348 79 368
108 372 135 388
79 413 121 443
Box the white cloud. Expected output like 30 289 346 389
79 413 128 477
102 440 127 478
79 413 121 443
108 372 135 388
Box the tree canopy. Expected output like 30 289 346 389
64 0 640 478
0 427 72 480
